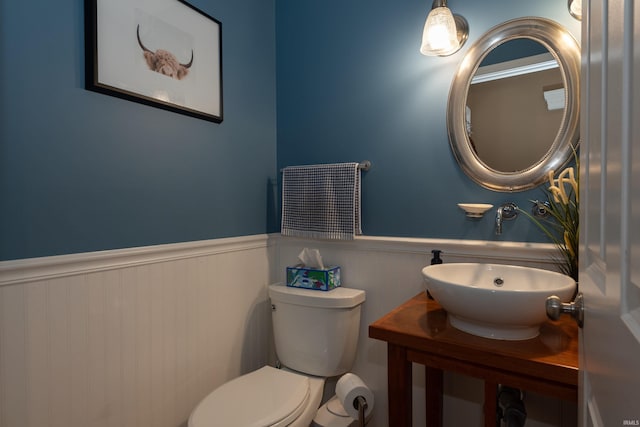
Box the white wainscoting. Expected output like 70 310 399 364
0 234 575 427
0 235 273 427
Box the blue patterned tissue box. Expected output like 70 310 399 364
286 266 341 291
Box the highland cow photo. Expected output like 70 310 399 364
85 0 222 123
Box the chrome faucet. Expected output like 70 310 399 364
495 202 518 235
496 207 504 235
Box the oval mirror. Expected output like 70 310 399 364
447 17 580 192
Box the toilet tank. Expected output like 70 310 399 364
268 284 366 377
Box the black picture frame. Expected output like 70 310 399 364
85 0 223 123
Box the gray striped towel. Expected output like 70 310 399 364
281 162 362 240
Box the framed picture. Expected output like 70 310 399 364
85 0 223 123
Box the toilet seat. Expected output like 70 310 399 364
188 366 313 427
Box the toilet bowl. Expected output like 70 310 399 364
188 366 324 427
187 284 366 427
312 395 361 427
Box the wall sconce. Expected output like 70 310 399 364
568 0 582 20
420 0 469 57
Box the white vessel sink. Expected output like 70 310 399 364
421 263 576 340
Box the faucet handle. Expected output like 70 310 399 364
500 202 519 219
531 200 551 218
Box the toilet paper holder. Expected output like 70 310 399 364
354 396 368 427
335 373 374 426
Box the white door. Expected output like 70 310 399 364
580 0 640 425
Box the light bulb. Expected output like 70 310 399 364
420 7 459 56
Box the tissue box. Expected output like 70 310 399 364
286 266 341 291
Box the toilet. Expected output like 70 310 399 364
188 283 366 427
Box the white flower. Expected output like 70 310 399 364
548 167 578 205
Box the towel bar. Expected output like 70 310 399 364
280 160 371 172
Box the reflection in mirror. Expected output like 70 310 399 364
467 39 564 172
447 17 581 192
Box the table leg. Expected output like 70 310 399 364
387 344 412 427
425 367 443 427
484 381 498 427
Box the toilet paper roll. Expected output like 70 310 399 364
335 373 375 421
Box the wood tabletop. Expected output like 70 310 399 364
369 292 579 389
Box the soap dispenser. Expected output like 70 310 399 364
427 250 443 299
430 250 443 265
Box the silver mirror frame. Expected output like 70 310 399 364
447 17 581 192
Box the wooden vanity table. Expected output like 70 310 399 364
369 292 578 427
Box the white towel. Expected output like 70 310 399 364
281 162 362 240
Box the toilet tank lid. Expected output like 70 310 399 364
269 284 365 308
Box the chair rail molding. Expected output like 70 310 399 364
0 234 272 286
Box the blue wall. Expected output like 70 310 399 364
0 0 278 260
0 0 581 261
276 0 580 242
